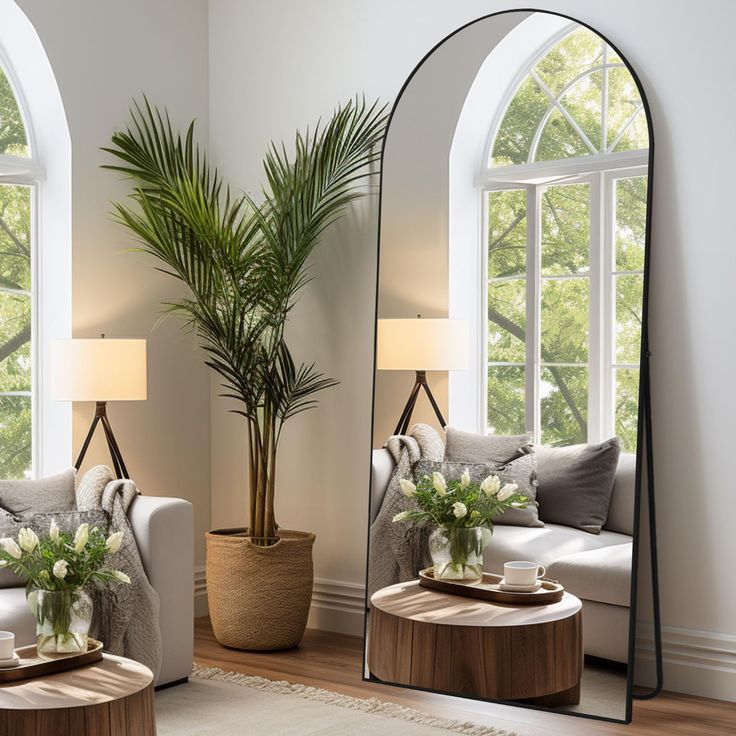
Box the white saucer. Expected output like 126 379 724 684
0 653 20 668
498 579 542 593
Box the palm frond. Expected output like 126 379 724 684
104 95 387 539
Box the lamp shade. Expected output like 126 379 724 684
52 338 147 402
377 318 468 371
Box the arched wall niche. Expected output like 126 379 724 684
373 10 533 444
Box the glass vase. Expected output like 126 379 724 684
27 588 93 659
429 525 491 583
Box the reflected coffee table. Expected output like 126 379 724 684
0 653 155 734
367 580 583 706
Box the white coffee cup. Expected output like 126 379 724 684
0 631 15 660
504 560 546 586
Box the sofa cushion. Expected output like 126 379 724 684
605 453 636 535
536 438 621 534
444 427 531 464
548 544 632 607
415 454 543 527
0 586 35 646
483 522 631 574
0 468 76 517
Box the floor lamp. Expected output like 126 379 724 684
53 336 147 479
377 317 468 436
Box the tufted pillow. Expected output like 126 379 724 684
414 453 542 528
0 509 110 588
0 507 21 588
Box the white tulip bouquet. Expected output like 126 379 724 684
392 469 530 581
0 521 130 657
0 521 130 591
392 469 528 530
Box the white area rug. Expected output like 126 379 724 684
155 665 521 736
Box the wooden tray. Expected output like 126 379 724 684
418 568 564 605
0 639 103 684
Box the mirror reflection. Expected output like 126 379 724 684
366 11 651 724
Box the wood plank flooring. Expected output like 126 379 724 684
193 617 736 736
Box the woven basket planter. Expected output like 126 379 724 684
206 528 315 651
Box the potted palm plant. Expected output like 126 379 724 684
104 97 386 649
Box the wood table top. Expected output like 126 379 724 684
371 580 581 627
0 654 153 711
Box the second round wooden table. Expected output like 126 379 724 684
368 580 583 706
0 653 155 734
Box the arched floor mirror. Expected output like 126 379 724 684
364 10 660 724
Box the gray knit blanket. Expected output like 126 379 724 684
368 424 444 598
76 465 162 680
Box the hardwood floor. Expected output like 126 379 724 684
193 617 736 736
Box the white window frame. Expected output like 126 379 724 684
448 19 649 441
482 161 647 444
0 55 43 477
0 10 72 477
475 25 648 444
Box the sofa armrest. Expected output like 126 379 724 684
128 495 193 686
370 449 396 525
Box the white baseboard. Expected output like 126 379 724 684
636 622 736 702
307 578 366 636
194 565 209 619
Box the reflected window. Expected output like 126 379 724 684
491 28 648 167
483 26 647 451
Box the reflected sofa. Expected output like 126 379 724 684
370 449 635 663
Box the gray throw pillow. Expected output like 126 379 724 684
444 426 531 464
0 509 110 589
414 454 543 528
0 468 76 517
535 438 622 534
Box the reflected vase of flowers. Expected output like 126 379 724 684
393 468 528 585
428 525 492 583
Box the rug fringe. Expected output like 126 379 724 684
191 663 520 736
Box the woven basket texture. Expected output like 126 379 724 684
206 528 315 650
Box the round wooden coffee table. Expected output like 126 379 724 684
0 653 155 734
368 580 582 706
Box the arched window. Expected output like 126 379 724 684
480 27 648 451
0 9 72 478
0 61 35 477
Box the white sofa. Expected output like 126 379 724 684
0 495 194 686
370 449 635 663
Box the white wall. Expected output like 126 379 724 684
15 0 212 570
374 11 532 444
209 0 736 699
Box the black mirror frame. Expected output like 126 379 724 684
362 8 661 726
